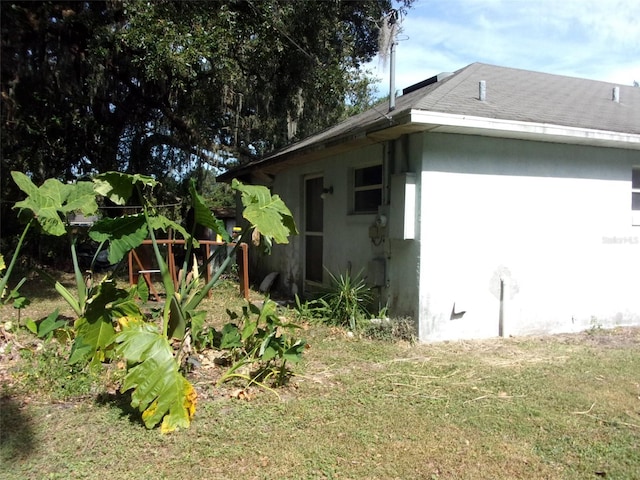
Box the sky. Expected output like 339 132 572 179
367 0 640 96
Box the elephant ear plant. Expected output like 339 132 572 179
94 173 299 432
9 171 299 433
3 171 99 316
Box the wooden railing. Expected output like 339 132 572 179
128 239 249 302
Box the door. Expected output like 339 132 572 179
304 176 324 284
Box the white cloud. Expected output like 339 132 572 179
368 0 640 94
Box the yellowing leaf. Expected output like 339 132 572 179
118 315 142 329
142 400 159 422
117 321 197 432
184 382 197 420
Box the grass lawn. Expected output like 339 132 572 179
1 272 639 479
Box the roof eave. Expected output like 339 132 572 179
218 110 410 182
219 108 640 183
400 110 640 150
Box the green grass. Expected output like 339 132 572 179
1 272 639 479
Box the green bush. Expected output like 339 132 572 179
219 299 307 390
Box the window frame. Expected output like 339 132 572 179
350 161 383 215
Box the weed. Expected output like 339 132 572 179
192 324 220 350
321 268 373 331
218 299 307 390
24 309 72 341
362 316 417 342
293 293 331 322
13 341 102 401
587 316 604 335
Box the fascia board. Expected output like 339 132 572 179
408 110 640 149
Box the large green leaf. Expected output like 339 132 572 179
11 171 41 200
89 215 148 264
116 319 196 433
188 310 207 341
283 339 307 363
168 294 186 340
188 180 230 242
148 214 190 242
93 172 158 205
32 309 67 339
11 172 98 236
220 323 242 349
69 280 136 364
62 181 98 214
231 179 298 245
70 315 116 365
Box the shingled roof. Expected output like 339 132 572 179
405 63 639 133
220 63 640 181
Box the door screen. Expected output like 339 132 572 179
305 176 324 283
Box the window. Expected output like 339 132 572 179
633 167 640 226
352 163 383 214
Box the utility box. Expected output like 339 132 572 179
389 173 416 240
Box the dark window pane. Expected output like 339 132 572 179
354 189 382 213
633 168 640 189
305 236 323 282
632 192 640 211
355 165 382 188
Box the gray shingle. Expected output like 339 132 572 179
409 63 639 134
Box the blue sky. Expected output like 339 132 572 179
367 0 640 95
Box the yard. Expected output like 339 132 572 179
1 272 639 479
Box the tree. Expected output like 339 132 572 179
1 0 413 230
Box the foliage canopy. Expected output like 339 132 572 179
1 0 413 217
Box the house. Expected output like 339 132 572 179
220 62 640 342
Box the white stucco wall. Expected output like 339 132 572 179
252 139 423 323
250 130 639 342
418 132 640 341
257 143 390 301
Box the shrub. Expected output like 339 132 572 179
322 269 374 331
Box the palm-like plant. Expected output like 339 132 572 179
323 269 373 331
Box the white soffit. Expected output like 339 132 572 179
407 110 640 150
